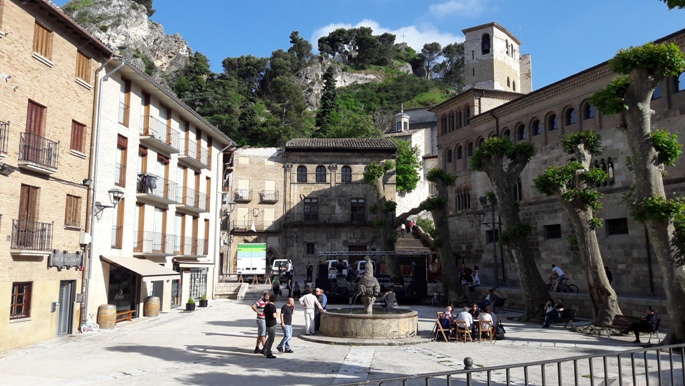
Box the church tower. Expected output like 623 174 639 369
462 22 531 93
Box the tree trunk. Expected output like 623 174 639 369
560 201 621 325
620 69 685 344
433 181 465 305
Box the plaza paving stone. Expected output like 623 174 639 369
0 299 651 385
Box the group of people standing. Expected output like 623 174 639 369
251 287 328 359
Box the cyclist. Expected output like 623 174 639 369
550 264 566 292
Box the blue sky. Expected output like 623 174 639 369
56 0 684 90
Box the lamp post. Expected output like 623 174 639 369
475 195 500 289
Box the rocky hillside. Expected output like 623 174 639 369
62 0 191 87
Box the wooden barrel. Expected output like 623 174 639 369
144 296 160 317
97 304 116 329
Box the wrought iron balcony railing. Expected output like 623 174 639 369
234 189 252 202
0 121 8 156
140 115 180 150
259 190 279 203
11 219 53 251
18 132 59 169
284 212 371 225
137 173 178 202
177 186 209 211
133 231 174 254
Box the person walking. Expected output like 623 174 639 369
250 290 269 354
400 222 406 236
551 264 566 292
299 288 324 335
306 262 313 282
277 297 295 354
263 294 278 358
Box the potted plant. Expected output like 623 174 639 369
199 294 208 308
186 297 196 311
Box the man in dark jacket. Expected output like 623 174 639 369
623 306 658 343
263 294 279 358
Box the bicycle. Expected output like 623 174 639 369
548 276 579 294
80 314 100 333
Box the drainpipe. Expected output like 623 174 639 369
82 58 125 324
477 90 485 115
213 143 235 297
489 110 500 137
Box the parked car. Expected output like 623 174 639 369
271 259 293 283
324 259 349 279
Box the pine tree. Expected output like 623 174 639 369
314 66 338 137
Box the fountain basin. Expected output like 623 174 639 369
320 308 418 339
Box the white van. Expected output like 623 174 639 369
325 259 349 279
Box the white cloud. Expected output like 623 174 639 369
311 19 463 54
427 0 488 19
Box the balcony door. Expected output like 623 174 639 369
17 184 39 248
174 213 183 254
153 207 164 252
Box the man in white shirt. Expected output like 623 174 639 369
456 306 473 338
298 288 324 335
551 264 566 292
479 307 496 339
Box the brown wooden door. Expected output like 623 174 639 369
18 185 39 248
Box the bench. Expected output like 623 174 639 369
550 309 576 328
604 315 661 343
492 298 507 314
115 310 135 323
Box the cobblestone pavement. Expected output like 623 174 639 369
0 299 649 385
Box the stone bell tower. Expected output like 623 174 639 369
462 22 531 94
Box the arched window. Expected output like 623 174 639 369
565 108 576 125
652 85 662 100
677 72 685 92
481 34 490 55
510 43 514 57
513 81 516 91
315 165 326 182
297 166 307 182
457 110 463 129
547 114 558 131
477 137 485 148
506 39 509 55
467 142 474 157
516 124 526 141
464 106 470 125
502 129 511 139
446 149 453 163
582 103 595 120
449 112 455 132
512 178 523 202
531 119 542 136
507 77 510 88
341 166 352 183
456 146 463 160
441 115 447 134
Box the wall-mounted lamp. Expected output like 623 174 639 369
94 186 125 217
0 163 17 177
226 201 236 213
82 178 93 186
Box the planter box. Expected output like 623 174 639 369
199 299 208 307
186 303 196 311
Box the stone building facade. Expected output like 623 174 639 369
0 0 111 350
432 23 685 300
227 139 397 276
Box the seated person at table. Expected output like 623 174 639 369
468 303 480 320
542 298 564 328
440 305 454 327
480 306 498 328
456 306 474 337
478 289 498 309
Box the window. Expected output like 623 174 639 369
304 198 318 221
545 224 562 239
26 100 46 135
65 195 81 227
297 166 307 182
481 34 490 55
513 81 516 91
466 142 474 157
76 51 91 83
306 243 315 255
531 119 542 136
33 23 52 59
446 149 452 163
396 121 402 132
516 124 526 141
652 85 662 100
465 106 470 125
677 72 685 92
547 114 559 131
502 129 510 139
119 78 131 126
606 218 629 236
565 108 576 125
449 112 455 132
457 110 463 129
506 39 509 54
70 120 86 153
456 146 463 160
477 138 484 148
512 178 523 202
10 282 32 319
486 229 499 243
115 135 128 187
341 166 352 183
351 198 366 222
456 190 471 211
583 103 595 120
315 165 326 183
111 197 124 248
441 115 447 134
507 77 510 88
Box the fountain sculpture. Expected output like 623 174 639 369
357 258 381 314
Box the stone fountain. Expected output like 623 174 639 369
320 257 418 339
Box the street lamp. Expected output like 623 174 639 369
475 195 500 288
93 186 125 217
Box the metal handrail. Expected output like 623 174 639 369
18 132 59 168
11 219 53 250
259 190 279 202
137 173 178 202
140 115 179 150
177 186 208 210
336 343 685 386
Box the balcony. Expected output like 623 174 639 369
0 121 8 159
259 190 279 203
174 236 208 257
10 219 53 256
136 173 178 206
234 189 252 203
133 231 174 256
178 138 210 170
176 186 209 214
17 132 59 175
284 212 371 225
139 115 180 155
231 219 281 232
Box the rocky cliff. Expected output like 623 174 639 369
62 0 191 88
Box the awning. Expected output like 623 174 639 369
101 256 180 282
